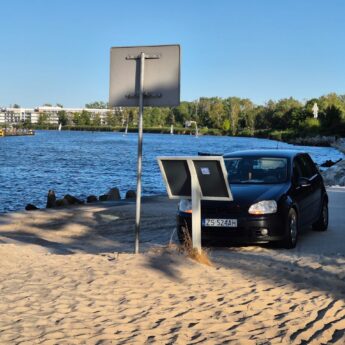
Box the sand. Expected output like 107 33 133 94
0 194 344 345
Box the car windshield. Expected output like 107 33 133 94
224 157 288 184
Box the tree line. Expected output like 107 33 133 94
34 93 345 138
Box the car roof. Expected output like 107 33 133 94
223 149 306 159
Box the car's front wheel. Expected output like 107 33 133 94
282 208 298 249
313 200 328 231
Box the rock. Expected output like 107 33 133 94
107 188 121 201
25 204 39 211
63 194 84 205
55 199 69 207
125 190 136 199
46 190 56 208
321 160 345 186
320 159 342 168
99 194 108 202
288 135 336 147
331 138 345 154
198 152 223 156
87 195 98 203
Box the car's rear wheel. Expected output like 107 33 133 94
313 200 328 231
282 208 298 249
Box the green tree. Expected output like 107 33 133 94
254 106 270 129
319 105 343 131
223 97 241 135
92 114 101 126
106 111 118 126
269 98 302 129
57 110 68 126
38 113 48 126
209 99 225 129
222 119 231 132
238 98 254 131
172 102 190 126
122 108 138 126
144 107 165 127
197 98 212 128
85 101 108 109
244 109 257 135
23 118 31 128
165 109 175 125
79 110 91 125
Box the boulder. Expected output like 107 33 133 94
87 195 98 203
46 190 56 208
25 204 39 211
288 135 336 146
99 194 108 202
56 199 69 207
107 188 121 201
63 194 84 205
331 138 345 154
321 160 345 186
320 159 342 168
125 190 136 199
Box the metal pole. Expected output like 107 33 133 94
188 161 202 253
135 52 145 254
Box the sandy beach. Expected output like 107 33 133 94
0 191 345 345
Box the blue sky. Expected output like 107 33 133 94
0 0 344 107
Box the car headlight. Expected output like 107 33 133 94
248 200 277 215
179 199 192 213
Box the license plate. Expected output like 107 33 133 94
203 218 238 227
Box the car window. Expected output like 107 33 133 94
296 155 315 178
303 154 318 176
292 159 301 182
225 157 288 184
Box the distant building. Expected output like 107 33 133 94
0 106 116 126
0 107 33 125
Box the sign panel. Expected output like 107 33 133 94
193 160 231 199
109 45 180 107
157 156 233 201
160 159 191 198
157 156 233 253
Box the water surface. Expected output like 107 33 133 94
0 130 343 213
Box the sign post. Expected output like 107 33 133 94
135 52 145 254
188 160 202 252
157 156 233 253
109 45 180 253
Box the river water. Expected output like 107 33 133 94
0 130 343 213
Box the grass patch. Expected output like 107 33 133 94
179 226 213 266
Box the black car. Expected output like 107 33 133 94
177 150 328 248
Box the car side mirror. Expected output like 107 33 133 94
298 177 311 187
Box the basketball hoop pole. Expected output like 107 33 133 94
135 52 145 254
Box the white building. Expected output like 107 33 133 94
0 108 34 125
0 106 115 126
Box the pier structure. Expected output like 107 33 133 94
0 128 35 137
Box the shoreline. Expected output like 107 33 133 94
10 126 345 145
0 187 343 216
